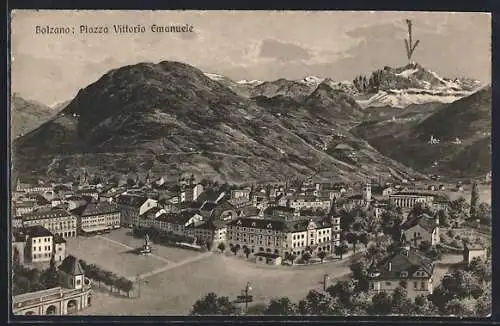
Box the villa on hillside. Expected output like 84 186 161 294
367 246 435 298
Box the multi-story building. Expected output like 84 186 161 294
367 246 435 298
15 179 53 194
231 188 251 200
71 202 121 234
226 215 341 259
24 225 54 263
21 208 77 239
153 211 205 236
389 191 435 209
288 196 332 211
285 216 341 257
116 194 156 227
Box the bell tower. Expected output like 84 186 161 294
363 182 372 203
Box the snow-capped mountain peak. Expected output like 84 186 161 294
204 72 227 81
299 75 325 85
236 79 264 86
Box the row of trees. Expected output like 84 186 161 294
78 259 134 297
190 257 491 316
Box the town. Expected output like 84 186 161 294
11 170 491 316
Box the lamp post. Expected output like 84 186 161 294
136 274 141 298
323 274 329 291
244 281 252 314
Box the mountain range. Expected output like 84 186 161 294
12 61 490 183
11 93 56 139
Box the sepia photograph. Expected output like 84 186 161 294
9 10 491 317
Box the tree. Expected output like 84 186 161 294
326 280 356 308
191 292 238 315
391 287 412 314
349 260 370 292
477 203 491 225
120 277 134 297
413 295 437 315
297 290 335 315
217 242 226 254
358 232 369 248
243 246 251 259
345 232 358 254
470 182 479 219
41 256 61 289
449 197 469 220
437 209 450 227
334 242 349 260
368 291 392 315
264 297 297 315
12 246 21 267
302 251 312 264
467 257 492 283
317 251 327 263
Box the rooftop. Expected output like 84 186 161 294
25 225 53 238
401 213 438 233
21 208 72 221
372 248 434 280
58 255 85 276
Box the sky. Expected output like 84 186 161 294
11 10 491 106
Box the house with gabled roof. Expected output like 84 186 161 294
367 246 435 298
401 213 440 247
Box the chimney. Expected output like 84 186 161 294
388 262 392 271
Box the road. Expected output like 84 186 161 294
137 251 213 280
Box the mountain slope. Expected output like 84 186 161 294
14 61 422 183
351 86 491 178
11 94 55 139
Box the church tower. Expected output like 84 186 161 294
58 255 85 290
363 182 372 203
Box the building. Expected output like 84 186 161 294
12 255 93 315
284 216 341 257
401 213 440 247
389 191 435 209
231 188 251 200
15 179 53 194
180 183 204 203
153 211 205 236
226 215 341 260
24 225 54 263
71 202 121 235
463 244 487 265
287 196 331 211
116 194 156 227
367 246 435 298
53 234 67 262
21 208 77 239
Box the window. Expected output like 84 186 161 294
400 271 408 278
385 281 391 286
413 282 418 289
421 281 426 290
76 279 81 285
